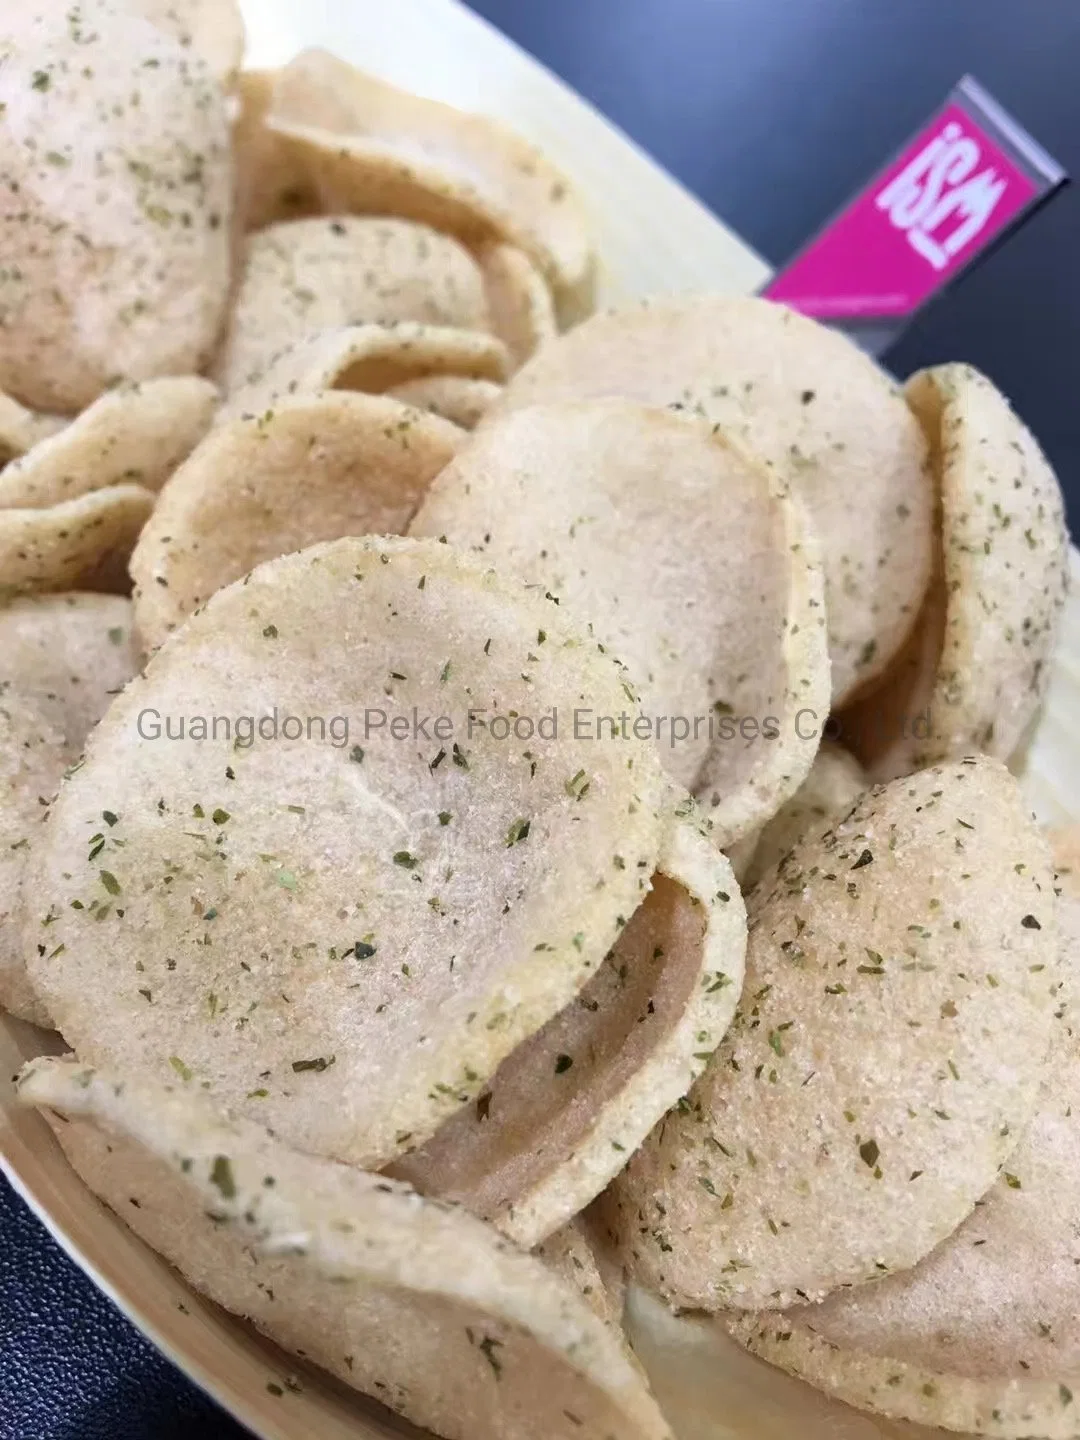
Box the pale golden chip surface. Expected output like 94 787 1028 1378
387 376 503 430
601 757 1059 1310
491 297 932 704
19 1058 674 1440
0 485 154 597
30 536 671 1169
130 392 461 651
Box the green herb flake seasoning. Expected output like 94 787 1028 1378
169 1056 193 1081
554 1053 573 1074
438 811 452 826
209 1155 236 1200
99 870 121 895
262 624 278 639
505 817 531 847
349 745 364 764
292 1056 335 1073
1021 914 1042 929
212 808 230 826
393 851 419 870
859 1138 880 1169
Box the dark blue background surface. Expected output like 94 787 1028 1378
3 2 1078 1436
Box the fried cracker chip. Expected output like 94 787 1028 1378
387 376 503 430
601 758 1059 1310
215 217 491 393
0 593 139 1021
18 1058 673 1440
0 485 154 597
29 536 671 1169
266 48 593 304
479 243 558 368
0 379 216 510
0 391 66 464
130 393 461 651
218 323 510 423
390 816 747 1246
728 1030 1080 1439
491 297 932 705
738 740 866 891
841 364 1069 782
232 70 317 232
410 400 829 843
127 0 245 85
0 2 232 413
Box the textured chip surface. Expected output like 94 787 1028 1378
0 485 154 596
19 1058 673 1440
0 1 232 412
601 757 1059 1310
491 297 932 704
387 376 503 430
131 392 461 651
30 536 671 1168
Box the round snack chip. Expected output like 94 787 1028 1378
601 757 1059 1311
391 815 747 1247
842 365 1069 782
232 69 318 233
130 392 462 651
738 741 866 891
728 1032 1080 1439
218 323 510 424
410 400 829 843
18 1058 674 1440
0 1 232 413
387 376 504 430
29 536 672 1169
0 593 140 1022
479 243 558 369
0 378 217 510
126 0 245 84
266 48 594 305
491 297 932 705
0 391 66 463
215 217 491 394
0 485 155 597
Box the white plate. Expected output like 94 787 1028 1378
2 3 1076 1437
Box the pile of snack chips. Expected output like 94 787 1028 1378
2 5 1075 1438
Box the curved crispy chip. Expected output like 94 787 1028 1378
601 758 1059 1310
215 217 490 393
126 0 245 84
219 323 510 423
391 816 747 1246
387 376 503 430
728 1031 1080 1439
30 536 671 1168
266 48 593 303
479 243 557 369
0 391 66 464
0 2 232 412
0 693 69 1022
232 70 317 232
410 400 829 842
537 1216 627 1335
130 393 461 651
18 1058 673 1440
491 297 932 705
0 379 217 510
0 593 139 1022
738 741 866 891
0 485 154 597
842 365 1069 783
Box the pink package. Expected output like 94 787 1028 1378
764 76 1065 347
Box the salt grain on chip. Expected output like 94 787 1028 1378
130 392 461 651
215 216 491 394
19 1058 674 1440
0 1 233 412
218 323 509 424
0 485 154 597
391 813 747 1246
491 297 932 705
0 379 217 510
30 535 672 1170
601 757 1059 1311
410 400 830 844
266 48 594 307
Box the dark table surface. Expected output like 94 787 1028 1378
3 3 1078 1437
